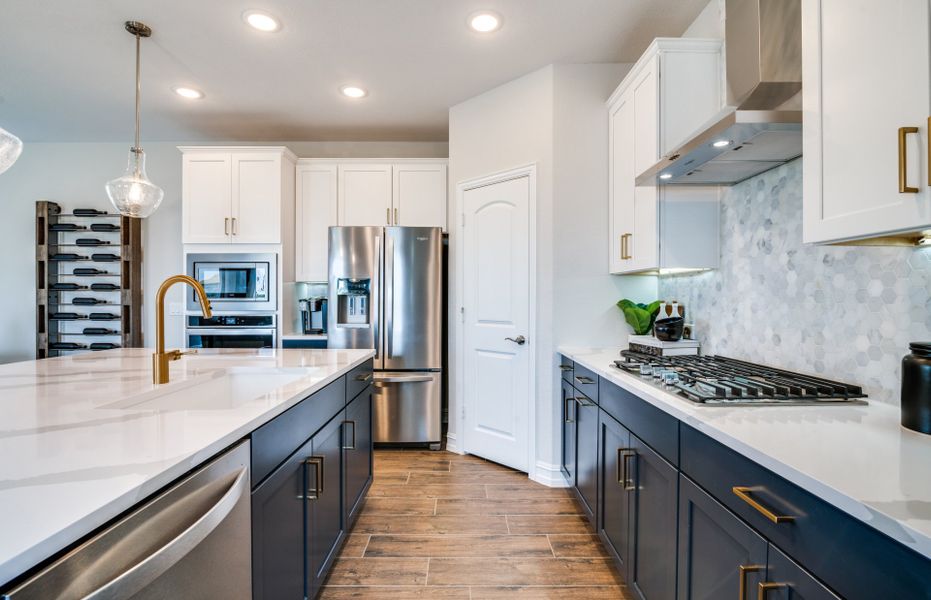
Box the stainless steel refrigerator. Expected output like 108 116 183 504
327 226 443 448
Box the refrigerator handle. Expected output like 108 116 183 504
373 235 381 362
385 232 394 359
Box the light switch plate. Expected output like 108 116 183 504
169 302 183 316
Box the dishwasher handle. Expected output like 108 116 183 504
84 466 249 599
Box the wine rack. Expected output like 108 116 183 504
36 200 143 358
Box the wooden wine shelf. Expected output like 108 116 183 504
36 201 144 359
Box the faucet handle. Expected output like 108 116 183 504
167 349 197 361
178 349 198 357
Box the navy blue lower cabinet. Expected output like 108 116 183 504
762 544 839 600
306 415 345 600
282 338 328 349
677 474 768 600
561 379 577 484
574 392 599 526
343 389 373 528
628 434 678 600
598 410 631 573
252 436 313 600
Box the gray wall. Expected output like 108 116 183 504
658 159 931 405
0 140 448 363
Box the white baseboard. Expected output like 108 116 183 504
529 460 570 487
445 432 463 454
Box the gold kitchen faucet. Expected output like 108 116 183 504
152 275 212 384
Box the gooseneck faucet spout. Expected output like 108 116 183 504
153 274 212 384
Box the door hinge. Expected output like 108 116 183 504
459 306 465 323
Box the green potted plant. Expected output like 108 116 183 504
617 299 662 335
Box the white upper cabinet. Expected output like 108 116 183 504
181 147 296 245
295 162 338 282
802 0 931 244
336 161 448 229
338 163 393 226
393 162 448 229
607 38 723 275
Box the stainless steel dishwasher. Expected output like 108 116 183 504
2 441 251 599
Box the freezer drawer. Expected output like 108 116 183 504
372 371 442 444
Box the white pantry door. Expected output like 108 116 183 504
462 174 531 472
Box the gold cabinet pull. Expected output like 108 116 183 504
303 456 324 500
394 207 399 225
899 126 919 193
386 207 391 225
231 217 238 235
757 582 787 600
620 449 636 490
738 565 763 600
616 448 634 485
619 235 625 260
224 217 230 235
564 395 574 423
732 486 795 523
620 233 633 259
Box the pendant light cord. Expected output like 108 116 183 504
133 32 141 158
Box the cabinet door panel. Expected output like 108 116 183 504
803 0 931 242
393 163 447 229
561 379 577 483
629 435 677 600
339 164 392 226
764 544 840 600
182 153 231 244
232 154 281 244
632 59 659 174
307 415 345 599
575 396 599 525
609 93 635 274
344 390 373 527
296 163 338 282
251 438 311 600
677 475 768 600
598 411 630 573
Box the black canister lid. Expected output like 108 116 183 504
910 342 931 356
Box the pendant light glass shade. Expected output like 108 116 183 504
105 148 163 218
0 127 23 175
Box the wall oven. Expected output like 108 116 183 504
185 253 277 312
186 315 277 349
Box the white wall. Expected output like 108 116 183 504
0 140 447 363
682 0 725 38
448 64 658 482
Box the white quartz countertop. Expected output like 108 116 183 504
559 346 931 560
0 347 374 587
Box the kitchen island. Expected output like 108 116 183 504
0 347 374 593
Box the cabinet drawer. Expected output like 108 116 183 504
680 425 931 600
571 363 599 403
559 355 574 383
251 377 346 486
346 359 374 402
599 378 678 466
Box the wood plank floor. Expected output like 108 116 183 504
319 450 631 599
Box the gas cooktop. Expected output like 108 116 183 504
613 351 868 406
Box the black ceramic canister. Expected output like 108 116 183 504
902 342 931 435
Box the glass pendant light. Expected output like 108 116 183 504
106 21 163 218
0 127 23 175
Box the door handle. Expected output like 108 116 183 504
224 217 229 236
564 396 574 423
738 565 763 600
343 420 356 450
373 374 434 383
757 582 787 600
505 335 526 345
574 375 595 385
386 207 391 225
616 447 633 485
303 456 324 500
620 449 636 491
394 207 399 225
899 126 920 193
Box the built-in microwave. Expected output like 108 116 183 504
185 253 277 312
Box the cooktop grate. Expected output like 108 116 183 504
613 351 868 406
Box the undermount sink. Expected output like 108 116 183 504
102 368 315 411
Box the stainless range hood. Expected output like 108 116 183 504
637 0 802 186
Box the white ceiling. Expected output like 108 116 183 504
0 0 708 142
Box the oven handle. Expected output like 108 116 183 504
185 329 276 336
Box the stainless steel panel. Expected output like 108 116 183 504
3 442 251 600
372 371 442 443
327 227 382 368
383 227 442 370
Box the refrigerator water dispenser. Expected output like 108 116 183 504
336 279 371 327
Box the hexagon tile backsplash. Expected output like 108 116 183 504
658 158 931 405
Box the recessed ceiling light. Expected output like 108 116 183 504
469 11 502 33
340 85 367 99
659 173 673 180
172 86 204 100
712 140 732 148
243 10 281 32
